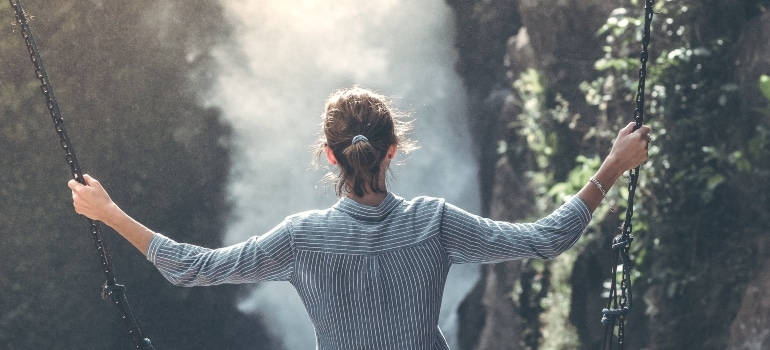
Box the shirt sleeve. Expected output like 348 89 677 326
146 220 294 287
440 196 592 264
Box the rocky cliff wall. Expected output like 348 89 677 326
446 0 770 349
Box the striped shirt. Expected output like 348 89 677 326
147 193 591 349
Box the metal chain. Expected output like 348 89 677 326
9 1 153 349
602 0 655 349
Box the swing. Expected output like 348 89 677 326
9 0 654 348
8 1 154 349
601 0 655 349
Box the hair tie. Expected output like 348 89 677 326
351 135 369 144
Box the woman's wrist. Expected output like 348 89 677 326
595 154 626 186
100 202 125 227
577 155 629 213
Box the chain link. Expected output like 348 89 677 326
602 0 655 349
9 1 153 349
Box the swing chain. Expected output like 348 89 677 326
602 0 654 349
10 2 81 180
9 1 153 349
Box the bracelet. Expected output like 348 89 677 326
590 177 607 198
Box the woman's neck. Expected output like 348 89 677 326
344 156 393 207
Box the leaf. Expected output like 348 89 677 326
707 174 725 191
760 75 770 102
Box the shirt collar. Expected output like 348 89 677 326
333 192 403 221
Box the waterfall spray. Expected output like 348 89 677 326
207 1 480 348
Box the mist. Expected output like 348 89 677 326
204 0 480 348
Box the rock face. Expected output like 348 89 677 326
444 0 521 216
516 0 616 108
728 258 770 350
446 0 770 349
727 12 770 350
447 1 617 349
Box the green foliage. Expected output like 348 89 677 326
538 250 581 350
503 66 588 349
508 69 565 169
502 1 770 348
547 155 600 203
588 1 770 348
761 74 770 101
505 68 582 212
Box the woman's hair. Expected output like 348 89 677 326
314 87 416 197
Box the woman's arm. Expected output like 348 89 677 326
441 197 592 264
68 174 295 285
68 174 154 255
441 123 651 264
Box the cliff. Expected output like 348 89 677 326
446 0 770 348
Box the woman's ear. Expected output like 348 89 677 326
325 146 338 165
387 144 397 160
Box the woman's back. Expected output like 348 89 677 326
287 193 450 349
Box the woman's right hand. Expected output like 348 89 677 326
606 122 651 174
68 174 155 255
578 122 652 213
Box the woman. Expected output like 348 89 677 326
69 87 651 349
